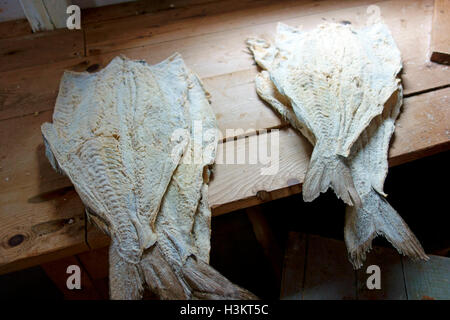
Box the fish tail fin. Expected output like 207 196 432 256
345 189 429 269
139 243 257 300
109 239 144 300
181 255 258 300
303 150 361 207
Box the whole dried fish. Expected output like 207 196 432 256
42 54 255 299
249 22 427 267
344 86 428 269
248 23 402 206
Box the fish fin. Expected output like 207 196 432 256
138 243 257 300
344 189 428 269
109 238 144 300
139 244 191 299
182 255 258 300
303 151 361 207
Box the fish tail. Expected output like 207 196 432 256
303 149 361 207
344 189 429 269
181 255 258 300
139 243 257 300
109 238 144 300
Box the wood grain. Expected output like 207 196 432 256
84 0 375 55
81 0 223 25
0 19 32 39
403 255 450 300
430 0 450 64
1 0 447 125
280 233 449 300
0 29 84 73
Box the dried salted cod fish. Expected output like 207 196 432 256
253 45 427 269
42 54 255 299
136 66 256 299
247 23 402 206
344 86 428 269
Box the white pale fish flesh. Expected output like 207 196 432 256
247 22 403 207
42 54 256 299
249 22 427 267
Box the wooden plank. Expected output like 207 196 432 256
83 0 449 96
84 0 378 55
303 235 356 300
0 29 84 73
0 57 99 121
403 255 450 300
356 246 407 300
1 0 447 123
81 0 222 25
430 0 450 64
0 19 32 39
19 0 71 32
41 255 102 299
280 232 307 300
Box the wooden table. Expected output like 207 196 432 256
0 0 449 275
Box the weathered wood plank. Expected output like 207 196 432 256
81 0 222 25
303 235 356 300
0 29 84 73
84 0 375 55
430 0 450 64
356 246 407 300
280 232 307 300
0 19 32 39
1 0 447 125
83 0 449 95
403 255 450 300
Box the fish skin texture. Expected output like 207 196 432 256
42 54 256 299
250 23 427 267
344 86 428 269
247 23 402 207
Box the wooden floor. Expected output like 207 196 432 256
281 232 450 300
0 0 449 274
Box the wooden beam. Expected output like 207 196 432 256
280 232 307 300
19 0 71 32
430 0 450 64
246 206 283 283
